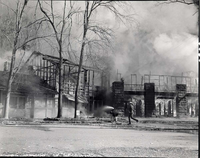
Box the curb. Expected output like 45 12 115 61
0 120 198 134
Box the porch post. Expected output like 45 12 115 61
30 95 35 118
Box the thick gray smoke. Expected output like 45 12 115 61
0 1 198 85
110 1 198 84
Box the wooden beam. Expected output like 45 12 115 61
92 71 94 112
43 55 102 72
40 56 42 78
54 64 57 89
30 96 35 118
46 60 48 81
49 62 52 87
45 94 47 118
68 66 70 94
88 70 90 107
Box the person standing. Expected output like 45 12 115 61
126 99 138 124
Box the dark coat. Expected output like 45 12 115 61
110 109 119 117
126 102 134 114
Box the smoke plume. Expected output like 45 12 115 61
110 1 198 84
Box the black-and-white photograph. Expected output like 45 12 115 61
0 0 198 157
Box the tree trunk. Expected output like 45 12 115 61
74 41 85 118
74 1 89 118
57 53 63 118
4 83 11 119
4 48 17 119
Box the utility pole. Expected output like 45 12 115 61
131 74 132 90
117 69 118 81
117 69 121 81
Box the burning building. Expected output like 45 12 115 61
0 67 56 118
0 51 110 118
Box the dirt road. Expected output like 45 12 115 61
0 124 198 157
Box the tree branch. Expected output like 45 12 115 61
156 0 196 6
38 0 59 42
25 16 47 28
16 34 54 50
18 0 29 33
0 1 17 14
1 34 12 47
60 0 67 46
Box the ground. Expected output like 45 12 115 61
0 117 198 157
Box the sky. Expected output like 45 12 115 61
0 0 198 85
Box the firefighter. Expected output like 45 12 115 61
110 109 119 123
125 99 138 124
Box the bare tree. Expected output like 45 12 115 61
1 0 30 118
0 0 53 119
74 1 135 118
38 0 78 118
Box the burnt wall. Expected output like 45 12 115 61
144 83 155 117
176 84 187 118
112 81 124 109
